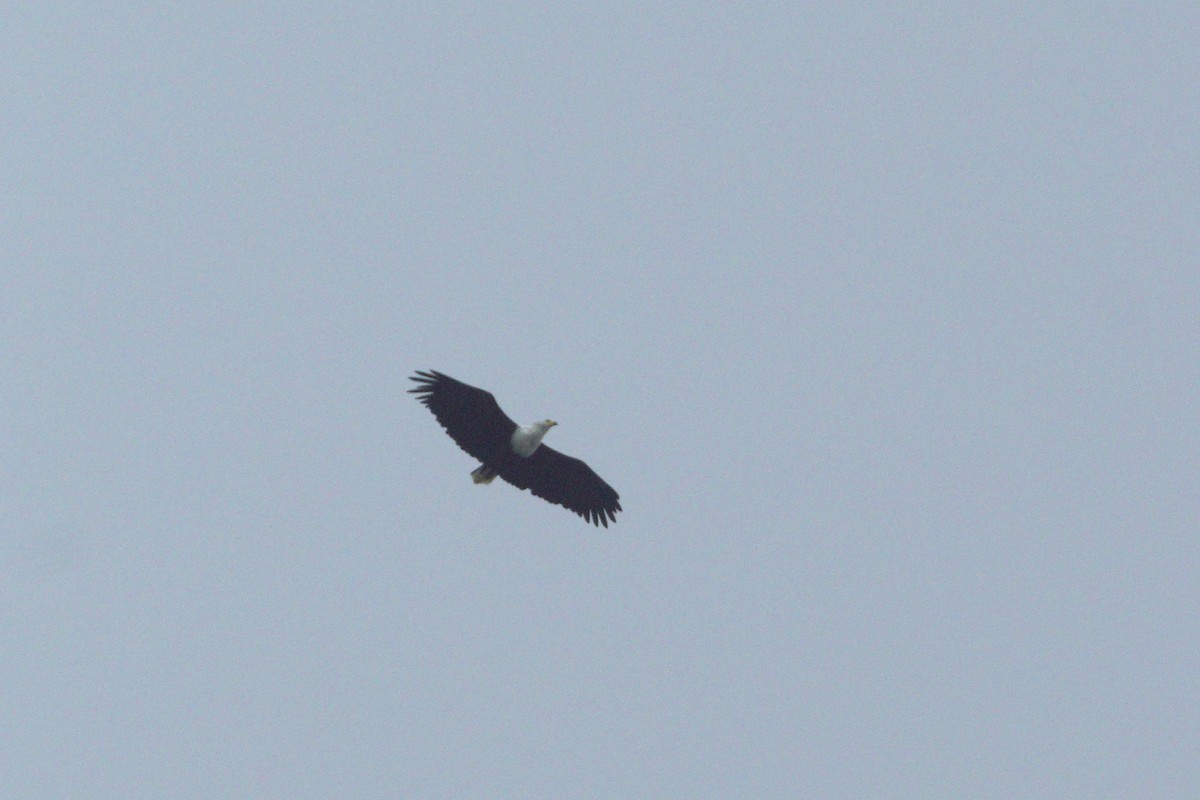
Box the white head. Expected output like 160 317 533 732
511 419 558 457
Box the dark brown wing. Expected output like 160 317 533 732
497 443 622 527
409 371 518 464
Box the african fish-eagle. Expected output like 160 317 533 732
409 370 622 527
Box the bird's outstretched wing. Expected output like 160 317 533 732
408 371 518 464
499 444 622 527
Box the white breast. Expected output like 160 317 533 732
510 423 549 457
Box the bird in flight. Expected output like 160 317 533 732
410 370 622 527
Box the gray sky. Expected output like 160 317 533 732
3 4 1197 797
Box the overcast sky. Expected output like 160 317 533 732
3 4 1197 798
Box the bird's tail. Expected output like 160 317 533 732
471 464 498 484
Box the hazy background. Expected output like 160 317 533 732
3 4 1197 797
